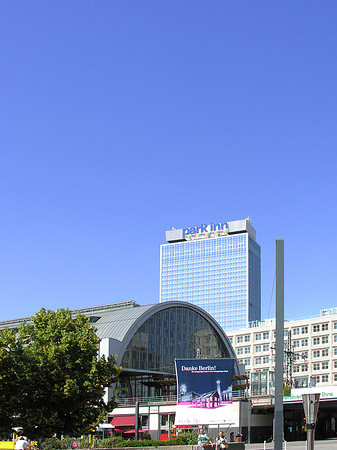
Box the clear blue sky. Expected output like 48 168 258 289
1 1 336 322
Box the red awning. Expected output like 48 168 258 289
111 416 136 427
124 430 148 434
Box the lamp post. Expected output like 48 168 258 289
302 393 320 450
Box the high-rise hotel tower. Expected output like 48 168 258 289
160 218 261 331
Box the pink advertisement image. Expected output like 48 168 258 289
174 359 235 425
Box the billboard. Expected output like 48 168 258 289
174 359 235 425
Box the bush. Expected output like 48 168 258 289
100 436 124 448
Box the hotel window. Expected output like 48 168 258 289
334 361 337 369
284 330 289 337
334 348 337 356
237 336 243 343
313 363 320 371
255 345 262 353
237 348 243 355
334 374 337 382
255 357 262 364
263 332 269 340
302 326 308 334
293 340 300 348
313 337 320 345
313 324 320 332
313 350 320 358
301 364 308 372
263 344 269 352
244 358 250 366
322 375 329 383
322 349 329 357
322 323 328 331
293 328 300 335
263 356 269 364
302 339 308 346
244 335 250 342
313 376 320 383
244 347 250 354
255 333 262 341
334 322 337 330
293 365 300 373
322 362 329 370
228 337 233 344
302 351 308 358
334 335 337 343
322 336 329 344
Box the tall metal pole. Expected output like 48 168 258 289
274 239 284 450
135 401 139 441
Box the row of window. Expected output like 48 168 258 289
233 322 337 344
239 359 337 371
236 332 270 343
233 334 337 346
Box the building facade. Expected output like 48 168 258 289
160 218 261 331
226 308 337 394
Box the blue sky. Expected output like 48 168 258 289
1 1 336 322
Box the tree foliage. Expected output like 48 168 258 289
0 308 121 439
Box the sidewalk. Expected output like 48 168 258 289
244 438 337 450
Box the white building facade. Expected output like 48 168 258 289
226 308 337 393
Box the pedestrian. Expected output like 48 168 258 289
216 431 228 450
15 437 29 450
197 428 213 450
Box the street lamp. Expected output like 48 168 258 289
302 393 320 450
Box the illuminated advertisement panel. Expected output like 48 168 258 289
174 359 235 425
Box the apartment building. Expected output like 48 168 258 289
226 307 337 393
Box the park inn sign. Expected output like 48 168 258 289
165 218 256 243
182 222 228 239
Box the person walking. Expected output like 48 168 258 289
197 428 213 450
216 431 228 450
15 437 29 450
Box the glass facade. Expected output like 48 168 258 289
119 306 231 399
160 233 261 331
122 306 230 373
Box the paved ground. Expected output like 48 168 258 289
244 438 337 450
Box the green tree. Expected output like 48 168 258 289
0 308 121 439
0 327 28 437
